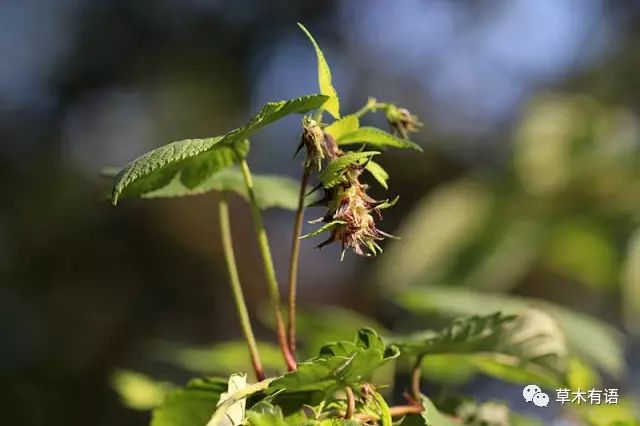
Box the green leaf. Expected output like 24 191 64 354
298 24 340 119
395 311 568 388
324 115 359 140
301 220 345 239
151 377 227 426
365 160 389 189
295 307 388 357
376 196 399 210
269 328 399 394
111 94 328 204
394 312 516 358
142 167 302 210
111 370 174 411
208 375 273 426
371 391 392 426
337 127 422 151
319 151 380 188
394 285 625 379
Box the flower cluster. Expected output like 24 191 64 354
311 158 394 259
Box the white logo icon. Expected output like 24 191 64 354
523 384 549 407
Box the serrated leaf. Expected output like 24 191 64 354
301 220 345 239
295 307 388 357
324 115 359 140
111 370 174 411
142 167 301 210
269 328 399 394
319 151 379 188
298 24 340 119
394 312 516 358
394 286 625 379
394 311 568 388
246 402 289 426
365 160 389 189
111 94 328 204
151 377 227 426
337 127 422 151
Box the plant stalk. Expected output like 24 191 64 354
345 386 355 420
411 355 424 401
354 97 389 118
218 195 265 381
286 166 310 354
388 405 424 417
238 157 297 371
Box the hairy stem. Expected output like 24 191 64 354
218 195 265 381
344 386 355 420
286 166 310 354
238 158 297 371
411 355 424 401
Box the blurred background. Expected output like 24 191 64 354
2 0 640 424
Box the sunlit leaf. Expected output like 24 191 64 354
319 151 379 188
324 114 359 140
295 306 388 357
365 160 389 189
151 377 227 426
269 328 399 394
298 24 340 119
337 127 422 151
394 286 626 378
395 311 568 388
301 220 346 239
111 94 328 203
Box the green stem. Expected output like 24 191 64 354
218 195 265 381
238 158 297 371
354 97 389 118
286 166 310 354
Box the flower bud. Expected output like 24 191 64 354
386 104 422 139
296 116 337 170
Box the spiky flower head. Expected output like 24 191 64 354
386 104 422 139
311 159 395 260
